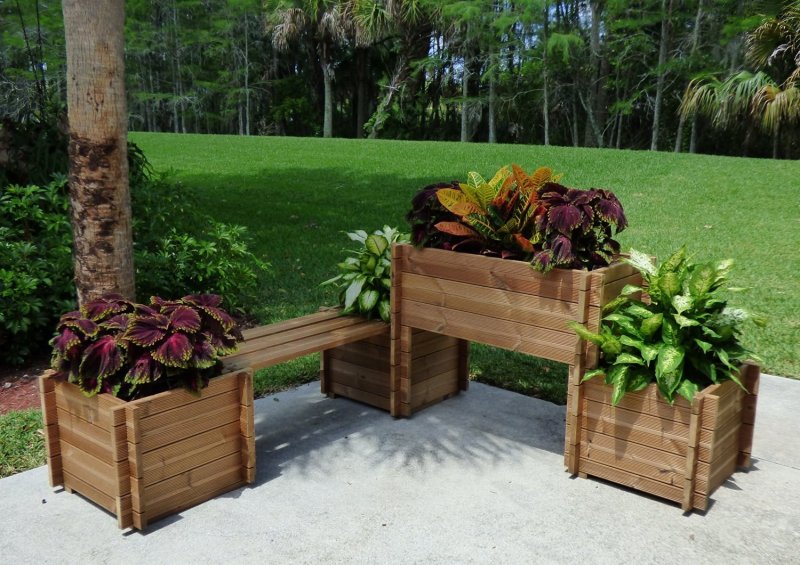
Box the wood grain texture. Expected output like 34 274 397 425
576 365 758 512
46 370 254 530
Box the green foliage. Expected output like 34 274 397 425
571 246 765 405
135 223 271 315
322 226 409 322
0 409 45 479
0 177 74 364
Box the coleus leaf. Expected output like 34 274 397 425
547 204 582 235
101 314 131 334
168 306 202 333
58 315 98 337
81 294 133 321
181 294 223 308
79 335 124 384
126 352 163 385
152 332 193 367
126 314 169 347
189 336 216 369
550 235 573 263
50 328 82 361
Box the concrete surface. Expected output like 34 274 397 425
1 375 798 564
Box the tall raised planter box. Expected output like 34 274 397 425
568 363 760 512
39 368 256 530
390 244 641 421
321 324 468 415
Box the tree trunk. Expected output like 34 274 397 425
355 49 368 139
461 56 470 143
321 44 334 138
368 55 408 139
244 11 250 136
488 50 497 143
62 0 135 305
674 112 685 152
542 1 550 146
650 0 673 151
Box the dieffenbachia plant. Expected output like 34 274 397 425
50 293 242 400
569 246 765 405
321 226 409 322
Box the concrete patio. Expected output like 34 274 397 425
1 374 798 564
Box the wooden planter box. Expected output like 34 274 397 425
321 324 468 416
390 244 641 420
39 369 256 530
567 363 760 512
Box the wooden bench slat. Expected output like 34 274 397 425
223 312 388 372
241 309 341 340
235 315 367 356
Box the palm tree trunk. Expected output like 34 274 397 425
542 1 550 146
62 0 135 304
651 0 674 151
689 114 698 153
488 50 497 144
461 57 469 143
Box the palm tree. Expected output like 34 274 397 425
62 0 136 304
270 0 352 138
679 1 800 158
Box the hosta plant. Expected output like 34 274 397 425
322 226 409 322
570 246 764 405
50 293 242 400
433 165 556 259
531 183 627 272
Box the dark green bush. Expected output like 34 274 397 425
0 120 270 366
0 177 75 363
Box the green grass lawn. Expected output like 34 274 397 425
131 133 800 390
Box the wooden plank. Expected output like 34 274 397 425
401 299 575 363
578 461 691 510
403 350 460 385
138 389 240 434
116 494 133 529
327 361 390 398
143 451 242 503
410 334 459 359
242 400 256 484
63 470 117 514
328 342 390 372
235 315 370 356
738 363 760 468
240 309 341 340
401 272 590 328
580 439 685 487
141 421 242 485
682 396 703 512
457 339 470 392
146 471 245 525
225 321 388 371
330 382 391 411
582 399 690 440
129 371 241 418
138 403 241 454
39 374 63 487
56 416 114 463
410 370 460 410
54 382 125 430
60 441 117 497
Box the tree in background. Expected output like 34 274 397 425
680 1 800 158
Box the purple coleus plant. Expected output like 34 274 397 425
530 183 627 273
50 293 242 400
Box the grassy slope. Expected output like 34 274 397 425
131 133 800 383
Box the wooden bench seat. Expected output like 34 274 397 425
222 309 388 372
222 308 467 417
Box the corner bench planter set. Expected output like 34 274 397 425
40 244 760 529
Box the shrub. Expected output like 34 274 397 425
0 177 74 364
50 293 242 400
570 246 764 405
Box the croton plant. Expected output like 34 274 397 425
407 164 627 272
50 293 242 400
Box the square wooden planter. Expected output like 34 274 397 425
321 324 468 416
39 368 256 530
568 363 760 512
390 244 641 419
